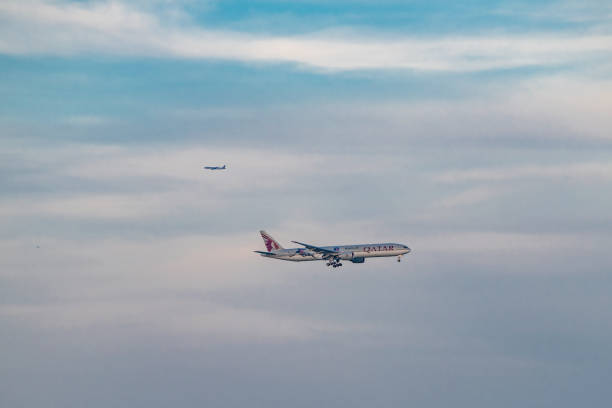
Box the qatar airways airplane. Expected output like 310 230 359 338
254 231 411 268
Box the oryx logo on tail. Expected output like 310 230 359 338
260 230 283 252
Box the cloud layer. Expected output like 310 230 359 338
2 1 612 407
1 0 612 71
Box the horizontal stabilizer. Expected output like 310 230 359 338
254 250 275 256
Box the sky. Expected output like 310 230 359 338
1 1 612 407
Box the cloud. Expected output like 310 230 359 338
3 3 612 406
0 231 370 345
433 186 510 208
151 75 612 145
433 162 612 183
0 299 368 343
0 143 414 224
62 115 111 126
494 0 612 25
1 0 611 72
0 193 180 219
416 231 588 254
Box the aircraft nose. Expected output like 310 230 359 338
405 247 411 254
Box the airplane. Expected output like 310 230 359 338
254 230 411 268
203 165 226 170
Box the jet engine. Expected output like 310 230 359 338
339 251 354 260
338 252 365 263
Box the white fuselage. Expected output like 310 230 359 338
259 243 411 262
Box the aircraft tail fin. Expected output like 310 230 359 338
260 230 284 252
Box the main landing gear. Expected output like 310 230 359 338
326 259 343 268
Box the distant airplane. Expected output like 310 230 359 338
254 230 411 268
203 165 226 170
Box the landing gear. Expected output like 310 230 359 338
397 255 402 262
327 258 343 268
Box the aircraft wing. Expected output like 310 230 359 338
291 241 338 255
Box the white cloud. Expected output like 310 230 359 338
1 0 611 71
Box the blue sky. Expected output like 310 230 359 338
1 1 612 407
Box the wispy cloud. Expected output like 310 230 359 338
417 231 595 254
0 299 368 342
433 186 510 208
1 0 611 72
0 193 180 219
493 0 612 25
433 162 612 183
62 115 111 126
